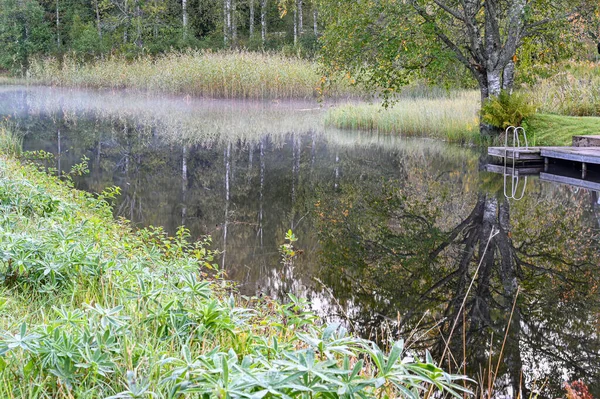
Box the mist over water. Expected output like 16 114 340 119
2 86 600 395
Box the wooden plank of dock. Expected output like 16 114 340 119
485 164 544 176
487 147 543 161
540 147 600 165
540 172 600 191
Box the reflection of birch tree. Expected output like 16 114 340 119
317 180 600 395
222 142 231 269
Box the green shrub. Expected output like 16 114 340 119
481 90 537 129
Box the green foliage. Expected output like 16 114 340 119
0 155 470 396
279 229 299 264
318 0 425 104
524 113 600 146
0 0 53 73
481 90 536 129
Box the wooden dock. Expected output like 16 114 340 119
485 133 600 195
485 164 543 176
488 146 600 163
487 147 545 161
488 146 600 178
485 163 600 192
539 147 600 165
539 172 600 191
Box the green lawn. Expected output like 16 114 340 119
525 113 600 146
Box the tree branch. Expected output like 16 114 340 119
432 0 465 21
409 0 476 74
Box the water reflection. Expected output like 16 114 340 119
1 86 599 396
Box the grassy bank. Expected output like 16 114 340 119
525 113 600 146
0 127 465 397
27 51 355 99
324 91 481 144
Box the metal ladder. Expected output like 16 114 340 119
503 126 528 200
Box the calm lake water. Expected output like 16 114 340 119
1 86 600 395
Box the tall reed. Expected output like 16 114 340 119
0 122 23 156
27 51 355 99
325 91 481 143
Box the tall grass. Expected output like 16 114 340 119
325 91 481 143
0 122 23 156
527 61 600 117
0 76 29 85
524 113 600 146
27 51 355 99
0 151 468 396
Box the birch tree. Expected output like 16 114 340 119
260 0 267 45
319 0 596 134
249 0 254 37
182 0 188 38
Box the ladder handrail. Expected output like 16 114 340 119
503 125 529 200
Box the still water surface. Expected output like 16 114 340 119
1 86 600 395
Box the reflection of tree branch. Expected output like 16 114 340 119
428 199 483 262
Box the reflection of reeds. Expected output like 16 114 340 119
0 86 326 145
324 91 481 143
27 51 355 99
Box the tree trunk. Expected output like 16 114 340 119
182 0 188 38
232 0 237 44
410 0 528 136
224 0 231 45
297 0 303 36
486 69 502 98
260 0 267 45
249 0 254 37
313 7 317 36
293 8 297 45
123 0 129 44
95 0 102 38
56 0 60 48
502 60 515 92
135 0 142 47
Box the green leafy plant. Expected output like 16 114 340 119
279 229 299 265
481 90 537 129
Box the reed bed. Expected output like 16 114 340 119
0 122 22 156
325 91 481 143
27 51 355 99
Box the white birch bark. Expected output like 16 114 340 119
182 0 188 38
293 8 297 45
249 0 254 37
260 0 267 45
56 0 60 47
297 0 302 36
